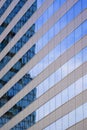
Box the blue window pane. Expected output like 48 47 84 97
60 14 67 30
75 51 82 68
38 106 44 120
83 103 87 118
82 0 87 10
62 115 68 129
67 32 74 48
62 89 68 104
61 63 67 78
49 122 56 130
50 97 55 113
68 58 75 73
74 0 81 17
83 75 87 90
48 4 53 19
61 37 67 54
56 93 62 108
76 105 83 122
67 7 74 23
48 26 54 41
83 47 87 62
53 0 60 12
75 78 82 95
55 68 61 83
75 25 82 42
82 20 87 36
54 21 60 35
68 84 75 100
69 110 75 127
56 119 62 130
44 102 50 117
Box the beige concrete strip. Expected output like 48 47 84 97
66 118 87 130
0 0 20 25
28 91 87 130
0 0 54 49
0 22 87 98
0 0 6 9
0 0 35 31
0 38 87 117
1 84 87 130
0 6 86 80
0 0 77 61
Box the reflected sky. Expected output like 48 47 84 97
43 102 87 130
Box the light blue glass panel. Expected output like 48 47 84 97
42 10 48 26
83 75 87 90
68 110 75 127
75 78 82 95
76 105 83 122
62 88 68 104
44 127 49 130
53 0 60 13
83 103 87 118
62 115 68 130
49 73 55 89
68 58 75 73
49 97 55 113
67 6 74 23
83 47 87 62
48 4 53 19
55 93 62 108
49 122 55 130
36 109 39 122
37 0 45 9
68 84 75 100
56 119 62 130
75 24 82 42
48 26 54 41
61 37 67 54
74 0 81 17
82 20 87 36
67 32 75 48
44 102 50 117
38 106 44 120
60 13 67 30
75 50 82 68
82 0 87 10
55 68 61 83
54 20 60 35
61 63 68 78
54 43 61 59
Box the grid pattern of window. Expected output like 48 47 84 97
0 0 87 130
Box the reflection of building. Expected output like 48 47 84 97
0 0 87 130
0 0 37 129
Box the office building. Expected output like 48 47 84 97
0 0 87 129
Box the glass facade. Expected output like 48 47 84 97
43 102 87 130
0 0 87 130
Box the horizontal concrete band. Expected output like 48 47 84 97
0 0 20 26
0 0 77 61
28 90 87 130
67 118 87 130
0 54 87 117
0 0 35 25
0 0 6 9
0 7 86 79
0 0 54 55
0 11 87 99
1 83 87 130
0 37 87 116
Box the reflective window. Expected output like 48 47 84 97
0 0 13 17
44 103 87 130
